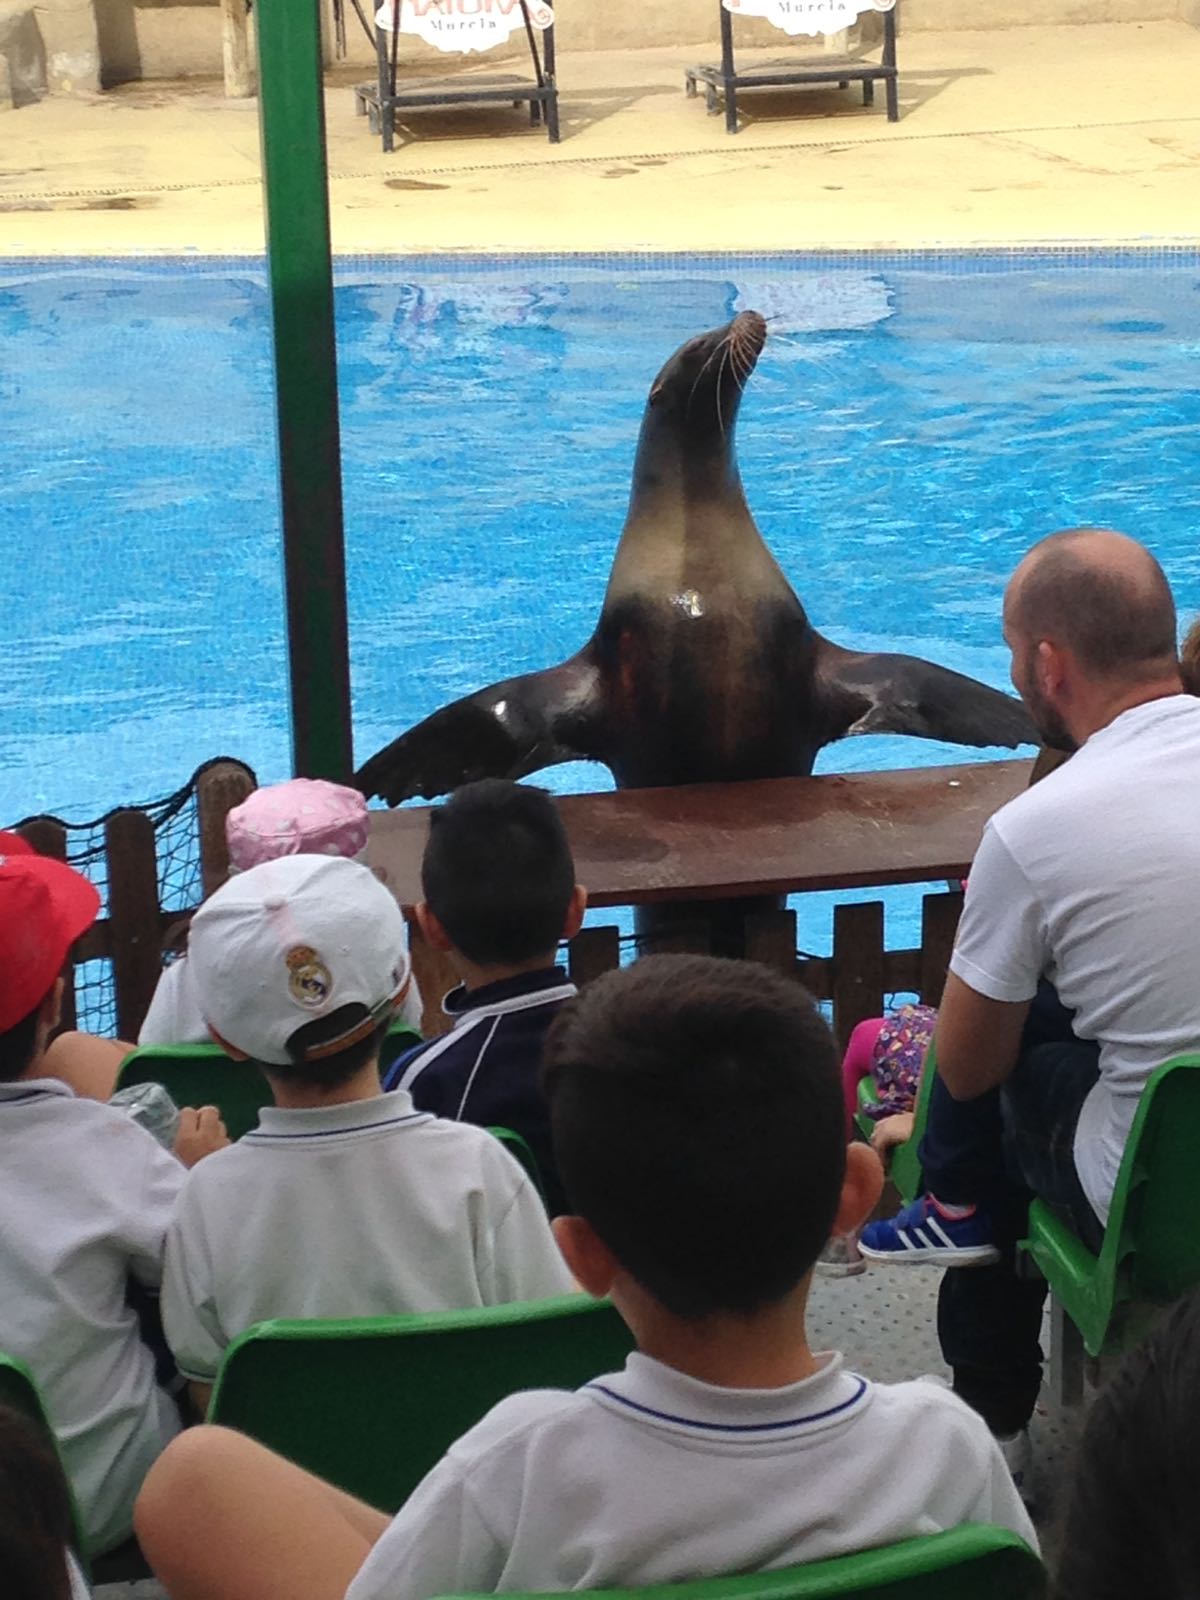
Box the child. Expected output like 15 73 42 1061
136 954 1036 1600
159 853 574 1411
1055 1286 1200 1600
0 1403 88 1600
384 779 586 1215
140 777 422 1049
840 1002 937 1152
0 845 226 1556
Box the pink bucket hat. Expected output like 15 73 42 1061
225 779 371 873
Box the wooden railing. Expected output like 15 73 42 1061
16 760 255 1040
16 758 1028 1045
562 891 964 1047
368 761 1030 1045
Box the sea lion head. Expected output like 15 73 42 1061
643 310 767 443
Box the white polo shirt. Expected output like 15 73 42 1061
0 1079 183 1553
950 695 1200 1220
346 1350 1037 1600
161 1090 574 1382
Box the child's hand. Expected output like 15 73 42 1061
174 1105 231 1168
870 1113 915 1157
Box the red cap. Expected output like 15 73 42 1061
0 838 100 1032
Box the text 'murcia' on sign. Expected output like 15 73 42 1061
725 0 896 36
375 0 554 53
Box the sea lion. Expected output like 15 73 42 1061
357 311 1034 807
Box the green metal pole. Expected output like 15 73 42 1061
255 0 354 783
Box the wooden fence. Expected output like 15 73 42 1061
18 761 963 1046
16 760 255 1041
563 893 963 1048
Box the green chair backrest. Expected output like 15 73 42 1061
435 1524 1043 1600
380 1019 424 1077
117 1042 273 1142
856 1038 936 1206
1023 1053 1200 1357
209 1295 635 1512
888 1038 936 1205
487 1124 546 1202
118 1020 424 1143
1117 1054 1200 1302
0 1351 89 1565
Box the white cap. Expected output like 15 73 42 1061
189 855 410 1067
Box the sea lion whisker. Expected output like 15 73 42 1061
715 344 733 435
686 341 725 421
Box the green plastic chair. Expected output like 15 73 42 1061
116 1019 425 1142
1020 1052 1200 1388
0 1351 89 1566
208 1294 635 1511
435 1525 1043 1600
855 1040 937 1206
487 1124 546 1202
117 1042 273 1142
379 1019 424 1077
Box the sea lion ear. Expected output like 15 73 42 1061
649 382 664 406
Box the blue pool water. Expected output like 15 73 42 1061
3 252 1199 956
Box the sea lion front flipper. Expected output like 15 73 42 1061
356 653 604 805
816 643 1037 750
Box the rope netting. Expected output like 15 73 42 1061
9 757 257 1037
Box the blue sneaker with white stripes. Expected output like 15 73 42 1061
858 1197 1001 1266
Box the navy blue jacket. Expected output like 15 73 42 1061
383 967 576 1215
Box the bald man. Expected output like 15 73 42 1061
861 530 1200 1475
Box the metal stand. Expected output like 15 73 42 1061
354 0 559 153
685 1 899 133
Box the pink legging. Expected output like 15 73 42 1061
841 1016 887 1137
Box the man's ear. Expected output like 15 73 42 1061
207 1026 249 1063
552 1214 619 1299
831 1143 884 1238
414 901 455 954
1036 638 1066 696
562 884 588 942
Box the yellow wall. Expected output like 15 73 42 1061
94 0 1195 85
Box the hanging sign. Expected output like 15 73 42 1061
376 0 554 53
724 0 894 37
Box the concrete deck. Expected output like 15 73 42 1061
3 21 1200 253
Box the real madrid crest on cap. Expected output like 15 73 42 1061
286 945 333 1009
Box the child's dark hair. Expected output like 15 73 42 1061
0 1002 47 1084
543 954 845 1319
254 1007 390 1091
0 1402 76 1600
421 779 575 967
1055 1288 1200 1600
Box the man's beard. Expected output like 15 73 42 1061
1022 679 1078 753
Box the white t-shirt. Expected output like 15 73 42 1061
346 1350 1037 1600
139 955 423 1047
161 1091 574 1382
0 1079 183 1553
950 695 1200 1220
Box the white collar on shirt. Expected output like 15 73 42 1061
583 1351 870 1443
